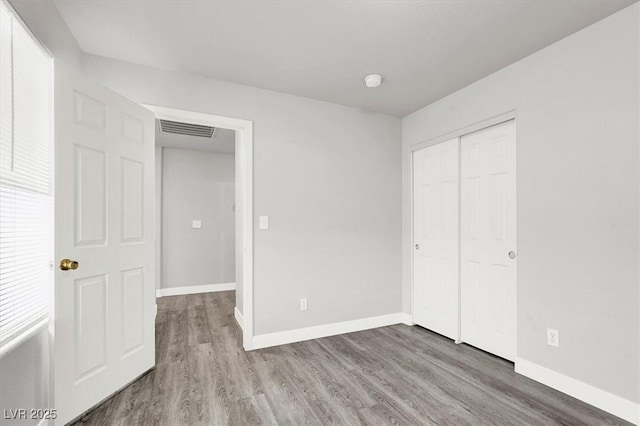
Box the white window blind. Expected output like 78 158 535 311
0 1 52 351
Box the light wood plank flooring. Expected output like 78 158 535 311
72 291 630 425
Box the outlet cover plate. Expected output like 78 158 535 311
547 328 559 347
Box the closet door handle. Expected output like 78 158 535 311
415 244 420 250
508 251 517 259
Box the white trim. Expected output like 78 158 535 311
409 146 415 330
234 307 244 330
0 317 49 358
156 283 235 298
456 135 462 342
143 104 254 350
400 313 415 326
142 105 251 131
409 110 517 153
252 313 404 350
515 357 639 425
155 147 164 295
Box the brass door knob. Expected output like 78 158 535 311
60 258 79 271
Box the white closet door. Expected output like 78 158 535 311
460 120 516 361
412 139 459 340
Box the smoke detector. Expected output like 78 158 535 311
364 74 382 88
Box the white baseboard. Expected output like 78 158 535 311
515 357 639 424
156 282 235 298
234 306 244 329
252 312 404 350
400 313 415 326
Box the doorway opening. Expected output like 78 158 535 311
145 105 254 350
156 122 236 291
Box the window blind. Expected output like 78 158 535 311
0 1 52 351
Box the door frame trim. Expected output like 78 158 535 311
143 105 255 350
409 110 517 353
409 110 517 154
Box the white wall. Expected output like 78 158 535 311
0 326 49 426
7 0 82 69
402 4 639 404
161 148 235 288
82 54 403 335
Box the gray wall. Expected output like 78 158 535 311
402 4 639 403
82 54 403 335
161 148 235 288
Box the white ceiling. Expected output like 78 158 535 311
156 122 235 154
54 0 635 117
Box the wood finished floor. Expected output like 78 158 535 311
73 291 630 425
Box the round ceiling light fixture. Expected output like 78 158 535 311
364 74 382 88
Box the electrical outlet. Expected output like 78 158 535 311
300 298 308 311
547 328 559 347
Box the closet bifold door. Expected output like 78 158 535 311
412 138 459 341
460 120 517 361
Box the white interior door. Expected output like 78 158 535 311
460 120 516 361
412 139 459 340
54 63 155 425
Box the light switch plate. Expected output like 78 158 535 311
192 220 202 229
259 216 269 230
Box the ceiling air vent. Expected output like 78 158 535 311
159 119 215 138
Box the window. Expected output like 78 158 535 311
0 1 52 352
